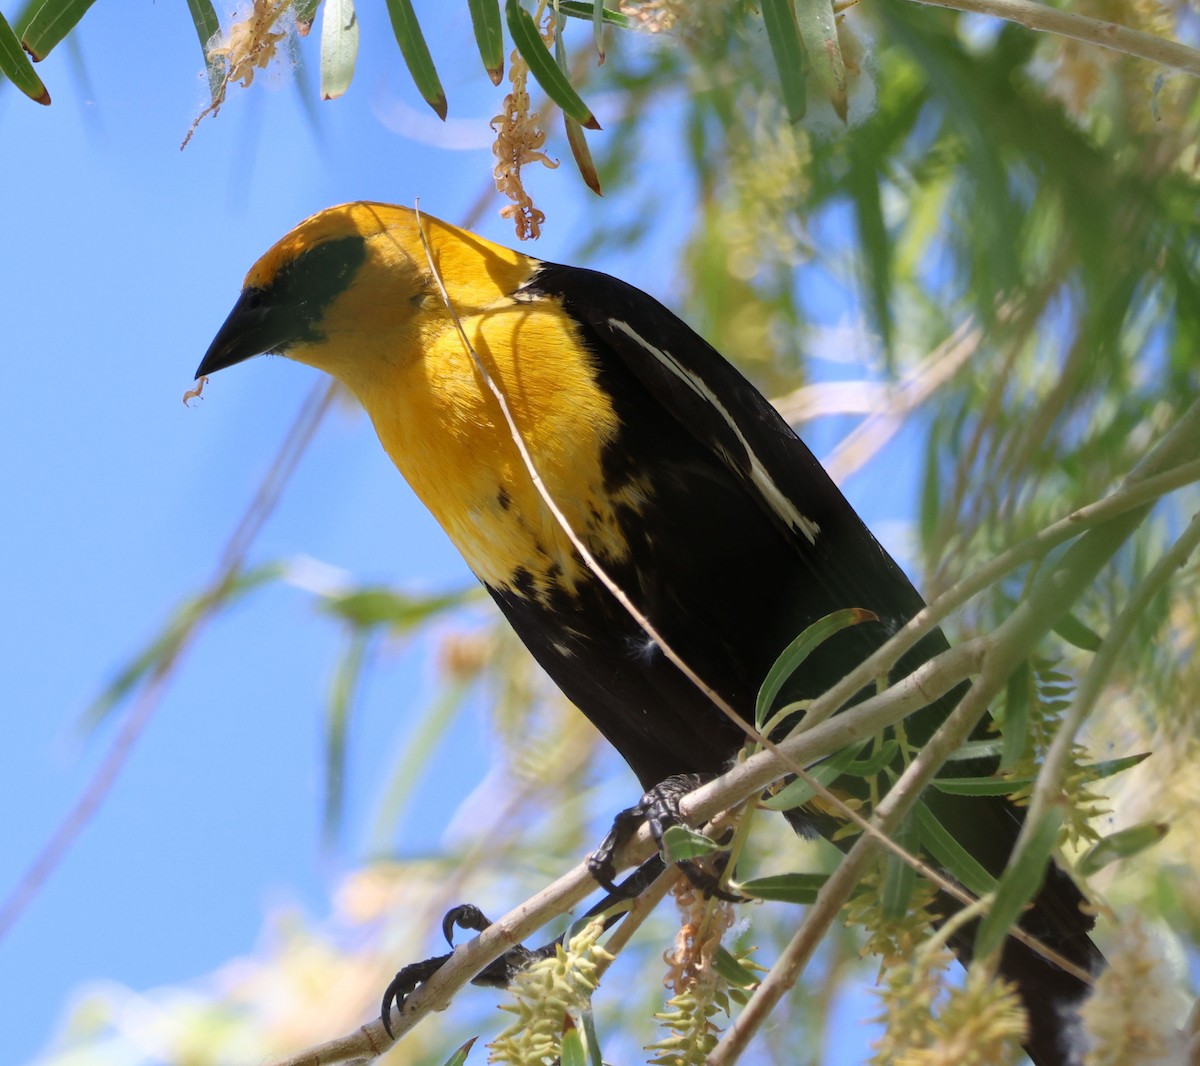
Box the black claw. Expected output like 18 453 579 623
381 952 452 1038
442 903 491 946
588 774 745 900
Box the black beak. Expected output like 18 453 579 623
195 287 286 378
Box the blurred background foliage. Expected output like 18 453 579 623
7 0 1200 1063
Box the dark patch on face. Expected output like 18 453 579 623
497 487 511 510
264 235 368 349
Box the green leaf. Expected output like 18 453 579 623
319 585 471 631
561 1017 587 1066
1086 751 1150 779
793 0 847 122
555 1 634 29
320 0 359 101
1000 659 1031 770
591 0 605 61
734 872 828 904
931 775 1029 797
714 946 763 988
323 632 370 841
185 0 225 104
82 563 286 730
881 813 918 920
843 738 899 778
440 1036 478 1066
759 0 806 124
294 0 321 35
580 1005 604 1066
755 607 877 730
468 0 504 85
944 738 1004 762
0 10 49 103
761 739 867 811
15 0 98 61
552 13 600 195
914 800 997 899
974 805 1065 961
506 0 599 129
564 113 601 195
383 0 447 119
1052 610 1103 651
1077 821 1168 878
661 824 721 862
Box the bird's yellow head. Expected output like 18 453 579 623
196 202 535 389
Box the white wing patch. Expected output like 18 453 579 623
607 317 821 545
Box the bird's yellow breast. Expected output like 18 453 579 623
323 298 648 597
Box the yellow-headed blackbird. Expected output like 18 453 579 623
198 203 1101 1065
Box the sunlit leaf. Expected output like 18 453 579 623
661 824 721 862
759 0 806 124
384 0 447 119
1077 821 1168 878
0 10 48 102
319 0 359 100
15 0 97 61
793 0 846 121
467 0 504 84
755 608 877 730
506 0 599 129
185 0 224 103
734 872 828 904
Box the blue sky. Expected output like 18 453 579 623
0 5 919 1063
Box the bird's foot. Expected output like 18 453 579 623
587 773 743 902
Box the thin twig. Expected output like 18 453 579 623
903 0 1200 77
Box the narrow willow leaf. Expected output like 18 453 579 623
384 0 447 119
932 774 1030 797
793 0 847 122
1077 821 1168 877
661 824 721 862
0 11 49 102
468 0 504 84
1000 659 1031 770
440 1036 478 1066
755 607 877 729
553 20 600 195
506 0 599 129
881 813 918 920
1052 610 1103 651
714 947 762 988
319 585 471 630
580 1006 603 1066
1086 751 1150 779
564 113 601 194
82 563 286 729
323 632 369 841
16 0 98 61
591 0 605 62
556 1 633 29
974 805 1065 961
185 0 224 104
944 738 1004 762
843 738 899 778
560 1018 587 1066
914 800 997 899
759 0 806 124
320 0 359 100
294 0 321 36
734 872 828 904
761 739 867 811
